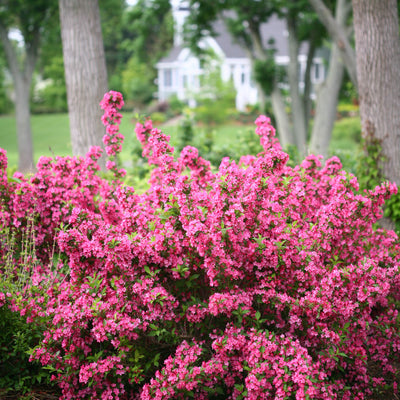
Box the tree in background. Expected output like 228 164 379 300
31 0 169 113
100 0 126 93
59 0 108 161
308 0 357 87
0 47 12 115
186 0 351 158
121 56 158 107
119 0 173 108
0 0 57 172
101 0 126 72
309 0 351 156
33 11 67 114
31 0 127 115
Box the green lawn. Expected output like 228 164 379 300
0 114 71 168
0 112 361 171
0 112 139 169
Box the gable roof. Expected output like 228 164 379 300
212 19 248 59
160 45 184 63
158 14 308 65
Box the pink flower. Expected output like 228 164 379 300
2 102 399 400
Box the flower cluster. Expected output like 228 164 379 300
1 92 400 399
100 90 126 180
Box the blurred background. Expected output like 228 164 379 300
0 0 389 177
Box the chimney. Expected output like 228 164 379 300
172 0 190 46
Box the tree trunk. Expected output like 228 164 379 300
352 0 400 186
270 88 295 149
309 0 357 88
256 82 267 114
0 23 35 172
309 45 344 158
310 0 349 158
286 13 307 156
14 78 35 172
59 0 108 163
303 35 317 131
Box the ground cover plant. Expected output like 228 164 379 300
1 91 400 399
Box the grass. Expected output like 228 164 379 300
0 112 142 169
0 114 71 168
330 116 361 152
329 116 361 173
0 112 361 171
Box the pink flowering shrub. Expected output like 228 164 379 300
100 90 127 181
1 92 400 399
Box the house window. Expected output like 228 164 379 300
164 69 172 87
313 61 324 82
241 72 246 84
314 63 320 80
182 75 188 88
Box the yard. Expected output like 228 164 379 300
0 112 361 173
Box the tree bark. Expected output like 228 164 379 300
59 0 108 163
310 0 349 158
0 22 36 172
352 0 400 186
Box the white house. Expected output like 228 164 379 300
156 2 326 111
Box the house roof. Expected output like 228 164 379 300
158 14 308 65
160 44 184 63
212 19 247 59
